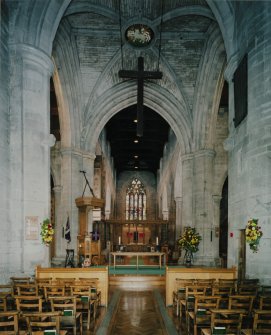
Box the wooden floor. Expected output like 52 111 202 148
82 275 180 335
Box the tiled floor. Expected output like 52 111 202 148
83 282 182 335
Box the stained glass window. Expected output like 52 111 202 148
126 178 146 220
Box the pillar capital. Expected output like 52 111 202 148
60 147 95 161
212 195 222 204
14 43 54 75
181 153 194 163
224 52 238 82
52 185 63 193
174 196 183 203
194 149 216 159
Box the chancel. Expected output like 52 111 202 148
1 1 271 334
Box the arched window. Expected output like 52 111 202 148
126 178 146 220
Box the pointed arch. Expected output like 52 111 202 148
126 178 147 221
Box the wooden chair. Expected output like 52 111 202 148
228 295 255 314
70 285 96 330
15 295 43 314
172 279 195 316
10 277 31 296
53 278 76 295
212 285 234 308
16 284 39 296
238 279 259 286
260 285 271 296
0 311 27 334
43 285 65 303
49 296 83 335
241 310 271 335
0 285 14 311
34 277 52 297
0 285 13 296
237 284 259 296
23 311 67 335
187 295 221 335
196 279 216 287
10 277 31 285
195 280 215 296
218 279 238 292
89 286 101 320
201 309 244 335
0 296 7 312
259 295 271 310
181 285 209 323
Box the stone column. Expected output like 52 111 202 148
212 195 222 266
8 44 54 274
55 149 98 262
175 196 182 239
193 149 217 266
181 154 194 229
223 54 240 269
52 185 63 259
57 147 88 259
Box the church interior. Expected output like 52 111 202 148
1 0 271 334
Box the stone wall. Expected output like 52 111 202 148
0 3 10 283
227 2 271 282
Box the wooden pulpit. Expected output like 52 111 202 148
75 196 104 235
75 196 104 266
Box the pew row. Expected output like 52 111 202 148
166 266 237 306
35 265 108 306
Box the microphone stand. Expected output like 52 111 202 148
80 170 95 197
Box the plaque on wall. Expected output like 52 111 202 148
25 216 39 240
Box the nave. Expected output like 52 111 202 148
91 276 178 335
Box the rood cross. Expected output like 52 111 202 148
119 56 162 137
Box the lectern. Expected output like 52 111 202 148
75 196 104 265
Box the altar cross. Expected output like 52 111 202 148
119 56 162 137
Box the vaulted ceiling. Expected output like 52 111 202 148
51 0 227 175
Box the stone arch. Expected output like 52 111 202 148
206 0 236 57
193 23 226 150
174 153 183 199
82 82 192 158
52 19 83 148
9 1 71 54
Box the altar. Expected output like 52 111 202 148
110 251 166 269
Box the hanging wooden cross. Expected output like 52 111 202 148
119 56 162 137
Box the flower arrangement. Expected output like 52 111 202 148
177 227 202 253
40 218 54 246
245 218 263 253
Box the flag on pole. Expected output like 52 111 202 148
65 216 71 243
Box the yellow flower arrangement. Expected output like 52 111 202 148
177 227 202 253
40 218 54 246
245 218 263 253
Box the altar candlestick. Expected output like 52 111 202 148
156 236 159 245
118 236 121 245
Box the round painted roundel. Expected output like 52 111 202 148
125 24 154 47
